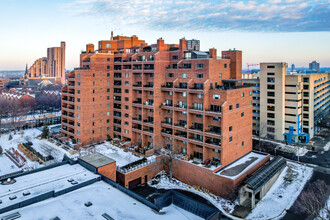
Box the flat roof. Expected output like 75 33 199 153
79 153 116 168
216 152 268 180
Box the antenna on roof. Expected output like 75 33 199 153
110 31 113 40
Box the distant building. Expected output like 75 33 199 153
243 62 330 143
291 64 295 72
28 42 66 84
186 39 200 51
309 61 320 72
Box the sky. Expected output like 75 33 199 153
0 0 329 70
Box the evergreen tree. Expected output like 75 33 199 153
41 124 49 139
8 134 13 140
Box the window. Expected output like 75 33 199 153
229 137 232 142
77 130 80 135
197 73 203 78
125 121 129 126
267 120 275 125
241 112 244 117
229 126 232 132
77 106 81 111
236 103 239 108
125 105 129 110
168 91 173 96
182 73 188 78
267 113 275 118
196 63 203 69
125 81 129 85
107 112 110 116
77 82 81 86
107 96 110 100
107 119 110 123
229 105 233 110
105 43 111 47
107 104 110 108
77 73 81 78
124 129 129 134
168 73 174 78
92 89 95 94
107 73 110 77
213 94 220 100
241 141 244 147
172 55 178 60
125 97 129 101
93 73 95 77
125 73 129 77
219 73 222 78
77 122 80 127
196 114 203 118
93 81 95 86
125 113 129 117
267 92 275 97
107 58 110 62
267 65 275 68
77 114 80 119
267 105 275 111
267 77 275 83
268 85 275 89
267 99 275 104
224 64 227 68
107 66 110 70
241 92 244 97
77 98 80 102
107 127 110 131
197 93 203 99
125 89 129 93
182 92 187 97
267 72 275 76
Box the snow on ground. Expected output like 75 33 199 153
0 164 99 210
217 152 267 180
247 162 313 220
0 154 21 176
2 181 203 220
324 141 330 151
1 111 61 124
253 136 309 156
81 142 143 167
148 171 238 219
317 196 330 220
0 129 72 175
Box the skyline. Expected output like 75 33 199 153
0 0 329 70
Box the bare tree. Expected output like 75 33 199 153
0 98 10 136
154 137 179 180
294 179 330 219
7 101 28 134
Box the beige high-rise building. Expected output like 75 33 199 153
27 42 65 84
243 62 329 144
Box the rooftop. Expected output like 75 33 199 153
79 152 116 168
216 151 268 180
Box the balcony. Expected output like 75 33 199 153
174 104 187 110
189 137 203 144
189 126 203 134
161 121 173 128
205 139 221 148
143 119 154 126
143 129 154 135
132 118 142 124
205 130 221 138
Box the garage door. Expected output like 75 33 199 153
128 177 141 190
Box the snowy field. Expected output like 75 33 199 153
0 154 21 176
247 162 313 220
0 129 72 173
0 164 99 209
1 181 203 220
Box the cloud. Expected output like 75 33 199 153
63 0 330 32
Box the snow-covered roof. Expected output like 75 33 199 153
216 152 268 180
79 153 116 168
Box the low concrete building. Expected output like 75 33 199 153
238 156 286 209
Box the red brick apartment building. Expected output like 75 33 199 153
61 35 253 168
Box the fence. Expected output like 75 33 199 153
154 190 219 220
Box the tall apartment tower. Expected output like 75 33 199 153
186 39 200 51
47 42 66 82
61 36 253 168
309 61 320 72
244 63 329 143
